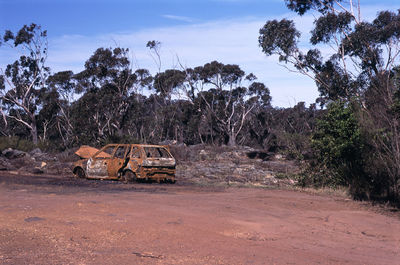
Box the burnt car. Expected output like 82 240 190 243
73 144 176 183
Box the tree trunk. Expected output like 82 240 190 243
228 132 236 146
31 122 38 145
116 126 124 137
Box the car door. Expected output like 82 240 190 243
126 145 142 176
86 145 116 178
107 145 129 178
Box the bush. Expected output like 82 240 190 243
302 101 370 198
0 136 36 153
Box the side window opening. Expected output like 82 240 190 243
94 146 115 159
131 147 140 158
157 148 170 158
144 147 155 158
144 147 171 158
114 146 126 159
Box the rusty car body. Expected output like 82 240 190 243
73 144 176 183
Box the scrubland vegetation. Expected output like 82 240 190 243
1 0 400 205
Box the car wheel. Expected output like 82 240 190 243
75 167 86 179
123 170 136 183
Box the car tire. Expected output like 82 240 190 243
75 167 86 179
168 178 176 184
123 170 136 183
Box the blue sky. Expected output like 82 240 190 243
1 0 399 107
0 0 288 35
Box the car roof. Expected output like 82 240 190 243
104 144 168 147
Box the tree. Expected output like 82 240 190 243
153 69 186 100
146 40 162 72
42 71 76 147
311 101 365 190
37 87 61 143
188 61 271 146
259 1 400 201
273 102 318 156
73 47 152 142
259 1 400 105
0 24 49 144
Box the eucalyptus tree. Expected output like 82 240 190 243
42 71 76 147
0 24 49 144
259 0 400 199
188 61 271 146
73 47 152 142
260 1 400 104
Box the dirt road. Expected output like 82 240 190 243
0 172 399 264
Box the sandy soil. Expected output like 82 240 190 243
0 172 399 265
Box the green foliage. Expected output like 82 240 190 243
259 7 400 107
0 136 36 152
153 69 186 98
259 19 300 62
310 12 354 44
285 0 337 16
309 101 365 188
1 23 50 144
279 132 308 160
0 136 69 153
260 1 400 204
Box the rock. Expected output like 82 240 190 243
246 150 271 160
0 157 14 171
233 168 243 174
199 150 209 160
24 217 45 222
199 150 208 156
265 173 275 179
288 179 297 185
12 155 39 171
159 140 177 145
32 168 44 174
29 148 42 155
2 148 27 159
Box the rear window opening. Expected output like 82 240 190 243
144 147 172 158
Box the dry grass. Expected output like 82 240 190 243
291 186 351 198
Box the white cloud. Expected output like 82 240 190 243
162 14 194 23
3 2 399 107
42 16 321 107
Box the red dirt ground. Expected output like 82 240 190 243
0 172 399 264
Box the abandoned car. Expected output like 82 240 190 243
73 144 176 183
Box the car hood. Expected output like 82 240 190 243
75 145 102 159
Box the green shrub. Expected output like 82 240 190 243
302 101 370 198
0 136 36 152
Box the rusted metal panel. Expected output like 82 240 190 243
75 145 110 159
87 158 108 177
73 144 176 183
142 158 175 167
